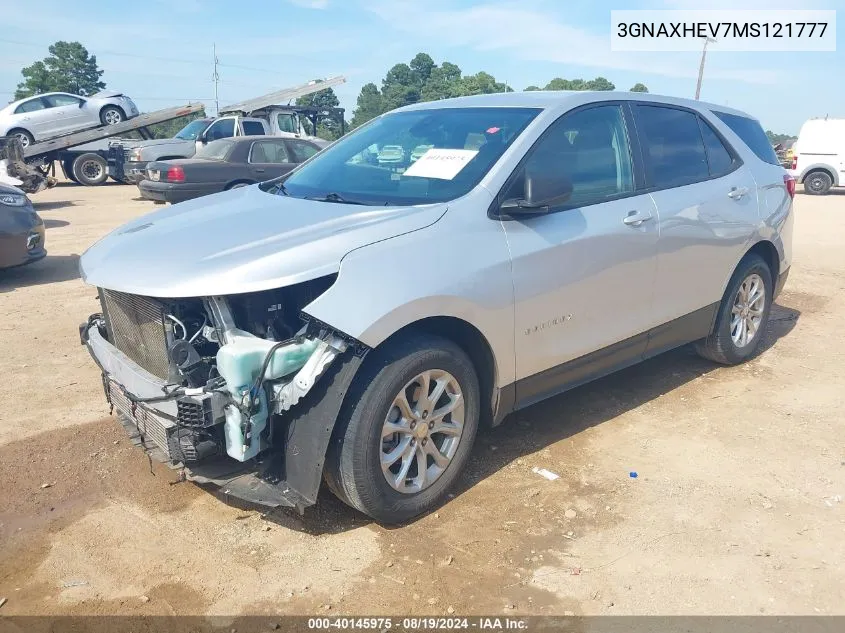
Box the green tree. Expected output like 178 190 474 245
409 53 436 85
16 61 52 98
456 71 511 96
543 76 617 91
15 41 105 99
586 76 615 91
630 83 649 93
350 82 385 128
296 82 342 139
351 54 513 127
766 130 793 145
524 85 542 91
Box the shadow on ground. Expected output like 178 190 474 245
34 200 76 212
0 254 80 292
254 301 801 534
44 219 70 229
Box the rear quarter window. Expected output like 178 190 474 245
712 111 780 166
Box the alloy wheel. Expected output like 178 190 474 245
730 273 766 347
380 369 464 494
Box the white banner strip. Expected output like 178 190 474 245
611 10 837 52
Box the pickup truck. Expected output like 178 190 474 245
123 108 323 184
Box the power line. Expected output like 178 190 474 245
0 37 325 74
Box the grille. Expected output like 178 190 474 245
177 397 213 427
108 380 178 461
123 148 134 161
100 289 171 379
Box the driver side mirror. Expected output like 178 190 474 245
78 101 85 108
500 165 573 217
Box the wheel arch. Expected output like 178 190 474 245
375 316 499 428
800 164 838 186
7 126 33 140
225 179 255 190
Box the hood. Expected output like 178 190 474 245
80 185 447 297
90 90 124 99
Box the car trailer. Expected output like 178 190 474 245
4 103 204 192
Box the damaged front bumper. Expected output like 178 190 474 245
80 313 365 513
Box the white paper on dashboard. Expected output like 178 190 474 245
402 148 479 180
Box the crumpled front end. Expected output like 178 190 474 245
79 280 367 511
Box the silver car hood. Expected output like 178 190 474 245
80 185 447 297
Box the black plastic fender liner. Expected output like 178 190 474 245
271 348 367 506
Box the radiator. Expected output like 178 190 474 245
100 288 172 379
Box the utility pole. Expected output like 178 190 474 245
212 43 220 115
694 36 717 100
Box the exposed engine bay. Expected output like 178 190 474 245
80 275 367 510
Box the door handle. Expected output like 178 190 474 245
727 186 749 200
254 168 266 173
623 210 653 227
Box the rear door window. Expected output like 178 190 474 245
241 120 266 136
713 111 780 166
698 119 735 177
249 140 291 163
15 98 47 114
636 105 709 189
288 141 320 162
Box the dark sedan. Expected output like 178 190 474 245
138 135 322 204
0 183 45 269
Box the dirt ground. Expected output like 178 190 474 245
0 179 843 620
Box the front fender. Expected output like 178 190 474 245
303 200 516 387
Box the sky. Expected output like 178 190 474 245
0 0 841 135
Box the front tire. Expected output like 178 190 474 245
695 253 773 365
325 333 480 523
804 170 833 195
100 106 125 126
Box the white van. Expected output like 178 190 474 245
788 118 845 195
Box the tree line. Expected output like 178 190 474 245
9 43 791 143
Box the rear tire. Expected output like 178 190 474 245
324 333 480 523
804 170 833 195
695 253 773 365
61 159 79 184
71 153 109 186
8 128 34 148
100 106 125 126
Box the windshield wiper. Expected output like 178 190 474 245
305 192 367 205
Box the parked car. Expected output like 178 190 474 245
79 91 793 523
0 183 45 269
787 118 845 195
377 144 405 165
0 91 139 149
138 136 322 204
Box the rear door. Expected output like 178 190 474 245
633 103 759 340
13 97 51 138
247 139 297 180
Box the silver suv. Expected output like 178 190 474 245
79 91 794 523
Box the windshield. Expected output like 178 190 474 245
271 107 541 206
195 139 234 160
175 119 210 140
